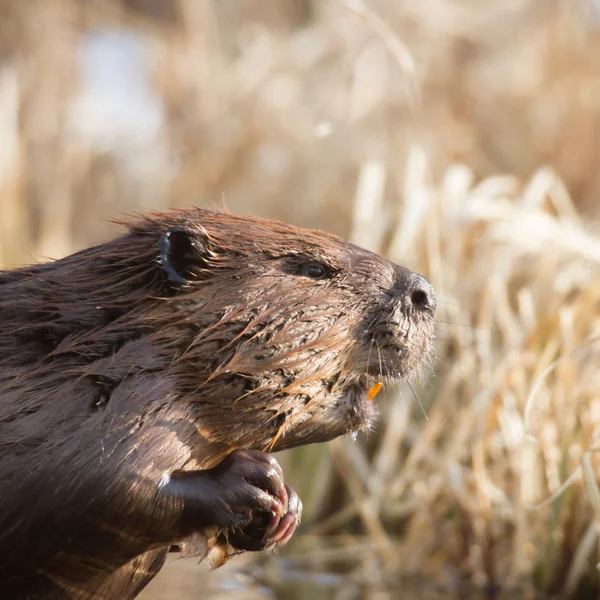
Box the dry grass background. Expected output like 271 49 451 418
2 0 600 598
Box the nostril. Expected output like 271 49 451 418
392 268 436 311
410 289 431 309
407 273 436 311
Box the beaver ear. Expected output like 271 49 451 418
158 226 210 285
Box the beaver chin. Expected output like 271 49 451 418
341 366 408 433
340 376 381 434
335 339 431 438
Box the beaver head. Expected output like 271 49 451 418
146 209 436 452
0 209 435 459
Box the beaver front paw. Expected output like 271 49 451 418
227 482 302 552
161 449 292 536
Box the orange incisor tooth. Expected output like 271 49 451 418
367 382 383 401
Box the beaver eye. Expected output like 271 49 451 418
300 262 331 280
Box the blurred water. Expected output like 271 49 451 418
140 555 539 600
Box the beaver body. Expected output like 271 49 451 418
0 209 435 599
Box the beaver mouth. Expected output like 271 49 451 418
362 342 414 381
356 373 384 396
337 325 430 434
360 313 433 382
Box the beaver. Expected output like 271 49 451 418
0 208 435 599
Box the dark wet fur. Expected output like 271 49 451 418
0 209 435 599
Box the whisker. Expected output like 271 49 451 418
375 340 384 381
436 320 479 330
407 380 428 421
429 353 465 384
433 333 477 358
436 299 461 307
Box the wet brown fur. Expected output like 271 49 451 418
0 209 435 599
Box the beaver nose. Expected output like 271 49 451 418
407 272 436 311
394 270 436 312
